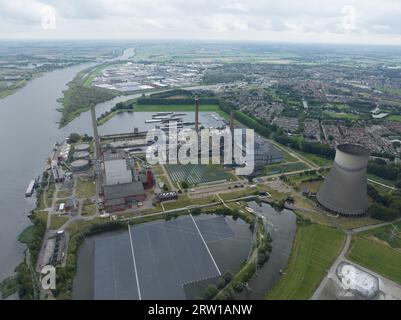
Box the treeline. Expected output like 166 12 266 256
219 101 280 139
274 134 335 159
367 184 401 221
97 101 134 122
15 214 46 300
15 262 34 300
150 89 191 99
367 160 401 182
202 71 245 85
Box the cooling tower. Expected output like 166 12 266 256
316 144 370 216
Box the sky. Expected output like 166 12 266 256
1 0 401 44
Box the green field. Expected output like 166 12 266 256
323 111 360 120
262 162 309 176
266 223 345 300
50 215 69 230
386 114 401 122
347 236 401 284
297 150 333 167
76 176 96 198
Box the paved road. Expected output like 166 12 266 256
367 178 396 190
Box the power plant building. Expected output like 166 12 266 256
101 150 149 212
317 144 370 216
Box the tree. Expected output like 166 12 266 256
68 133 81 143
190 208 201 216
368 203 400 221
203 284 218 300
216 278 226 289
181 181 189 189
222 272 233 283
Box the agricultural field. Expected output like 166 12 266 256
266 222 345 300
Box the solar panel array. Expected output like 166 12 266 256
93 215 234 300
165 164 228 185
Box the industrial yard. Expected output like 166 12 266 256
16 88 401 301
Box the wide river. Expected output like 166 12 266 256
0 49 144 281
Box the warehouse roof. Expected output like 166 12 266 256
104 159 132 185
104 182 145 200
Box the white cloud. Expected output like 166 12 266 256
341 5 358 32
0 0 401 44
41 5 56 30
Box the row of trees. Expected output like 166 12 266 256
274 134 335 159
367 161 401 183
367 184 401 221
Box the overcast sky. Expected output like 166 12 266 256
1 0 401 44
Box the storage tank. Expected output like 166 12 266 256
75 143 90 152
317 144 370 216
71 159 90 172
73 151 90 160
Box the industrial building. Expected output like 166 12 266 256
317 143 370 216
101 149 152 212
103 182 146 212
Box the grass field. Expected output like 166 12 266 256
262 162 309 176
347 236 401 284
50 215 69 230
323 111 360 120
296 150 333 167
384 114 401 122
82 199 96 216
76 176 96 199
266 223 345 300
18 225 36 244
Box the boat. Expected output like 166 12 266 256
145 119 162 123
25 179 36 197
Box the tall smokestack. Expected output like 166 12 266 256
195 96 199 134
230 111 234 135
90 104 101 160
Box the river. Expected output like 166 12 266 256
0 49 138 282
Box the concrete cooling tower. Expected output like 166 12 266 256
316 144 370 216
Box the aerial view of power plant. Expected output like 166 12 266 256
1 1 401 314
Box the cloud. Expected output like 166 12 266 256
0 0 401 44
341 5 358 32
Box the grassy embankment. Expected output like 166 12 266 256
347 222 401 285
266 221 345 300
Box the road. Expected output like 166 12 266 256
367 178 396 190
